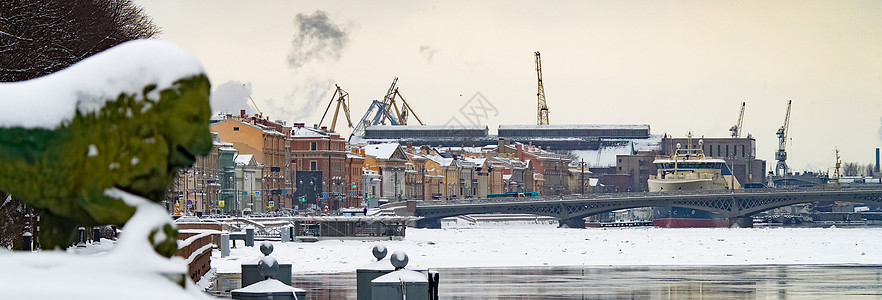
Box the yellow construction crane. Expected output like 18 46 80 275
535 51 550 125
730 102 745 138
318 84 353 133
248 96 262 116
390 87 424 126
242 83 263 116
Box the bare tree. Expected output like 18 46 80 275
0 0 160 82
0 192 25 249
0 0 160 249
841 162 866 177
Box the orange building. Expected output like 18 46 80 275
210 118 291 210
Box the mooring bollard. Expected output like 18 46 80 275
356 244 394 300
92 226 101 244
371 251 429 300
21 232 32 251
245 228 254 247
428 270 440 300
76 227 86 248
220 233 230 258
232 241 305 300
241 242 293 288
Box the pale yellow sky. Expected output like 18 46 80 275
137 0 882 173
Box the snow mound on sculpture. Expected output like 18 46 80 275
0 39 205 129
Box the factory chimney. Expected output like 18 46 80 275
873 148 879 174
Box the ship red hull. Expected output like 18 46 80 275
653 218 730 228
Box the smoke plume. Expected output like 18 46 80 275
419 45 437 64
287 10 349 69
210 81 257 116
264 78 334 124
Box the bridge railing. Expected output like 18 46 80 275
414 186 882 207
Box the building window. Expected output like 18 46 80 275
726 145 729 157
310 161 317 171
233 127 239 131
708 144 713 157
310 142 317 151
717 145 721 156
742 145 746 157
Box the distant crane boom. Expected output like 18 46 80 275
243 83 263 116
379 77 399 125
351 77 428 141
318 84 353 133
730 102 745 138
535 51 550 125
775 100 792 177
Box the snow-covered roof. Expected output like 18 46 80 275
213 119 284 136
570 145 634 168
605 134 664 152
290 126 329 137
465 157 487 166
366 124 488 131
0 40 204 129
428 155 454 167
499 124 650 130
363 143 403 160
234 154 258 166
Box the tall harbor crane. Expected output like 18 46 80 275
378 77 400 125
535 51 550 125
377 77 424 126
318 84 353 133
730 102 745 138
775 100 792 177
350 77 424 141
390 87 424 126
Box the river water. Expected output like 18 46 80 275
214 264 882 299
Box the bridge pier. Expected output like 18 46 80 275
415 217 442 229
729 217 753 228
558 218 585 229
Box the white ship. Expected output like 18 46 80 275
648 138 741 227
648 139 740 192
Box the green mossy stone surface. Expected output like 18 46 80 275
0 75 212 252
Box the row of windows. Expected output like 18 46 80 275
498 128 649 138
307 141 345 151
705 144 748 158
364 129 489 139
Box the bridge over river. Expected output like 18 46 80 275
399 187 882 228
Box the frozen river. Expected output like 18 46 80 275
212 222 882 274
209 222 882 298
215 264 882 299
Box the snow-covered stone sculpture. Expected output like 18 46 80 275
0 39 211 256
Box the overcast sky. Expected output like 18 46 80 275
137 0 882 173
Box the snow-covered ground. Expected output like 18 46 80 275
212 221 882 275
